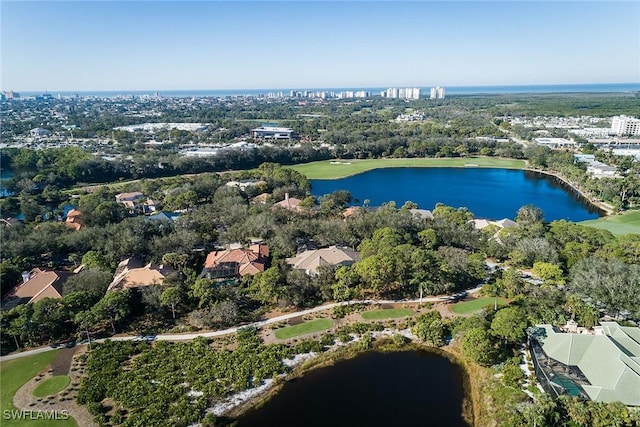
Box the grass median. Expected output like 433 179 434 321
450 297 509 315
274 319 333 340
32 376 71 398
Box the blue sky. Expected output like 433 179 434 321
1 1 639 91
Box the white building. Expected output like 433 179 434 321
430 86 445 99
381 87 420 100
534 137 574 148
29 128 52 138
587 161 618 178
611 116 640 136
251 126 293 140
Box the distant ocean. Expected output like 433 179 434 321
17 83 640 99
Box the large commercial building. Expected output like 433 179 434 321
611 116 640 136
251 125 294 140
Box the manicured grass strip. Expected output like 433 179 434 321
360 308 413 320
451 297 509 314
32 376 70 398
288 157 527 180
0 350 76 426
579 210 640 236
275 319 333 340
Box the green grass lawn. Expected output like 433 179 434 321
289 157 527 180
0 350 76 426
579 210 640 236
450 297 509 315
360 308 413 320
32 376 70 398
274 319 333 340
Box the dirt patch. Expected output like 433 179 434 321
50 347 77 376
287 316 304 326
433 302 456 319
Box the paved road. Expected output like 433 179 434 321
0 286 482 362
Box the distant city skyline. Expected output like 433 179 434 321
1 1 639 92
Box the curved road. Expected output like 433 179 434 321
0 286 482 362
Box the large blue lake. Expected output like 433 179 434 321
311 168 602 222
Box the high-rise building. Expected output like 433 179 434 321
430 86 445 99
611 115 640 136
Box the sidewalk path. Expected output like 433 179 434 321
1 286 482 362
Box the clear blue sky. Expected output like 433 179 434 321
2 1 639 91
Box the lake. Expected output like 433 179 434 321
238 350 469 427
311 168 602 222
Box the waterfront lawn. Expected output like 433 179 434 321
32 376 70 398
274 319 333 340
579 210 640 236
289 157 527 179
450 297 508 315
360 308 413 320
0 350 76 426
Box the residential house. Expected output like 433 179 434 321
469 218 518 231
107 258 173 291
409 208 434 220
143 198 158 214
286 245 360 276
225 180 267 191
529 321 640 406
251 193 270 204
274 193 303 212
144 211 180 222
115 192 144 211
2 268 72 308
202 244 270 280
342 207 361 218
65 209 83 231
0 217 21 227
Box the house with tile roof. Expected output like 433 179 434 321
115 191 145 211
529 321 640 406
274 193 303 212
107 258 174 291
286 245 360 276
2 268 72 308
202 244 270 280
65 209 83 231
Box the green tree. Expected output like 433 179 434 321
532 262 566 287
92 290 132 333
160 287 182 319
491 306 528 344
461 327 496 366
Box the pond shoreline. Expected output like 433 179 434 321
223 339 476 427
524 167 614 216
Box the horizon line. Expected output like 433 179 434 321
5 82 640 94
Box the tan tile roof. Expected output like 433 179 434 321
65 210 83 231
204 244 269 277
2 268 70 306
342 207 360 218
251 193 270 204
115 192 144 202
286 246 359 275
274 196 303 211
108 261 172 291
